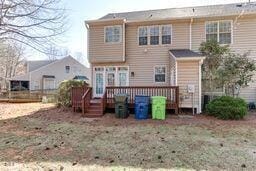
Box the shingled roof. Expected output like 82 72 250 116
27 60 56 72
100 2 256 21
169 49 203 58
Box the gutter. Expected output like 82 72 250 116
122 20 126 62
189 18 193 50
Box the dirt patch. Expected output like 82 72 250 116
0 103 55 120
0 103 256 170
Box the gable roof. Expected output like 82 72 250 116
27 60 56 72
100 2 256 21
10 56 89 81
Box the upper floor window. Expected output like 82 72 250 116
206 21 232 44
162 25 172 44
150 26 160 45
138 25 172 46
105 26 122 43
65 66 70 73
154 66 166 83
139 27 148 45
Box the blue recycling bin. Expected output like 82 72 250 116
135 95 150 120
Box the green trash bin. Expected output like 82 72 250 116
151 96 167 120
114 94 129 119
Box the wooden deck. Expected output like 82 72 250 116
71 86 179 117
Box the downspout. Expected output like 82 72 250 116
85 23 93 87
189 18 193 50
123 19 126 62
198 59 203 114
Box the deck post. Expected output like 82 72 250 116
176 87 179 114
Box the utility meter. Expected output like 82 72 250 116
187 84 195 93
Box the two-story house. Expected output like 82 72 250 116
84 2 256 115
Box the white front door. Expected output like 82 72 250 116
118 72 128 86
94 68 105 97
93 66 129 97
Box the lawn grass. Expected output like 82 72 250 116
0 103 255 170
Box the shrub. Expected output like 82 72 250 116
57 80 85 107
206 96 248 120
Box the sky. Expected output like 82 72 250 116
33 0 252 67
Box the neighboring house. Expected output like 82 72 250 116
85 2 256 114
9 56 90 91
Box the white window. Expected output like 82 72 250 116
162 25 172 44
138 27 148 45
33 81 40 90
206 21 232 44
150 26 160 45
44 78 55 90
65 66 70 73
105 26 122 43
154 66 166 83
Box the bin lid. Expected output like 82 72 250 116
135 95 150 97
114 94 128 102
151 96 167 100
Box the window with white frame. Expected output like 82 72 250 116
206 21 232 44
105 26 122 43
162 25 172 44
138 27 148 45
154 66 166 83
150 26 160 45
65 66 70 73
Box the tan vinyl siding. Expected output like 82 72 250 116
91 21 191 86
191 15 256 102
177 60 199 108
126 22 190 86
88 25 124 63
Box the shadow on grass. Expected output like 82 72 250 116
0 106 256 170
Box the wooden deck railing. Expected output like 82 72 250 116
81 87 92 114
105 86 179 114
71 86 89 112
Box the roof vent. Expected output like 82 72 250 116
236 4 243 7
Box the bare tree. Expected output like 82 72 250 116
0 0 68 54
0 41 25 89
47 46 71 60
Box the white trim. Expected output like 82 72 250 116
205 20 233 45
161 24 172 45
154 65 167 84
176 57 206 61
198 59 204 114
137 25 172 46
149 25 160 45
92 66 130 97
93 67 105 97
104 25 122 44
137 26 148 46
